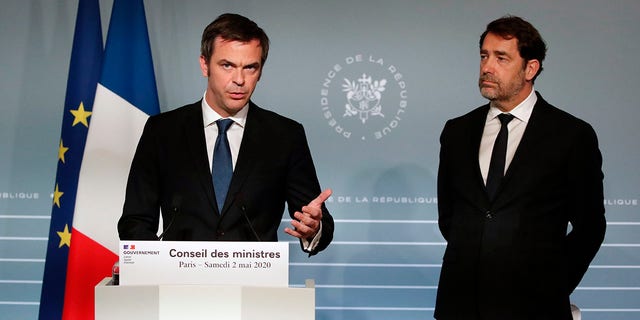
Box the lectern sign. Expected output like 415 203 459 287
119 241 289 287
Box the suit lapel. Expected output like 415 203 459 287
470 106 490 193
183 102 218 213
494 94 550 206
462 105 493 207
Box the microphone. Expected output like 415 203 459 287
158 195 182 240
234 193 261 241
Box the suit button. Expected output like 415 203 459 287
216 230 225 237
485 211 493 219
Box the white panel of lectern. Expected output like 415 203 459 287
95 277 316 320
95 241 315 320
119 240 288 286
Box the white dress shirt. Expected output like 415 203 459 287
201 95 248 171
479 88 536 185
201 93 321 251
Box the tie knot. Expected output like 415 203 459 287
216 118 234 133
497 113 514 126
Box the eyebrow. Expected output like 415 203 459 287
218 59 235 66
244 62 261 69
217 59 261 68
480 49 511 57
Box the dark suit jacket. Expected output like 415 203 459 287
435 93 605 319
118 101 333 255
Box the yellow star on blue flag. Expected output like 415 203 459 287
70 102 92 127
58 140 69 163
53 184 64 208
57 225 72 248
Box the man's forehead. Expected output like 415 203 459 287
211 38 262 61
482 34 519 51
214 37 260 46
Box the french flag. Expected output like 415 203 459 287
62 0 159 318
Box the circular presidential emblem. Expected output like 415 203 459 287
320 54 408 141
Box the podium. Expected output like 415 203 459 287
96 241 315 319
95 277 315 320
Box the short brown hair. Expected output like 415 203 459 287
200 13 270 65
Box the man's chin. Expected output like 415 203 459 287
480 89 497 100
227 99 248 109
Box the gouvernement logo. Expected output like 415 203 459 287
320 54 408 141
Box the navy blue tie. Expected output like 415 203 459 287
212 119 234 212
486 113 514 200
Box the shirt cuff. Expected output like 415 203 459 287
301 222 322 252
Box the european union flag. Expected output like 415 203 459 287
39 0 103 319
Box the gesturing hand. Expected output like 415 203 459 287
284 189 332 240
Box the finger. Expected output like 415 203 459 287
286 221 314 239
300 205 322 219
309 188 333 207
284 227 303 239
292 213 317 232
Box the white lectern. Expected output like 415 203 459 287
95 277 315 320
97 241 315 319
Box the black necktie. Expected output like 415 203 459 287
212 119 234 212
486 113 514 200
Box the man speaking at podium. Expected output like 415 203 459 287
118 13 333 255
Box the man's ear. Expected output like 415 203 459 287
199 55 209 77
525 59 540 81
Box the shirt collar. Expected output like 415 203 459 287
488 87 537 124
201 92 249 128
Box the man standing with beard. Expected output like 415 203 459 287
434 16 605 319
